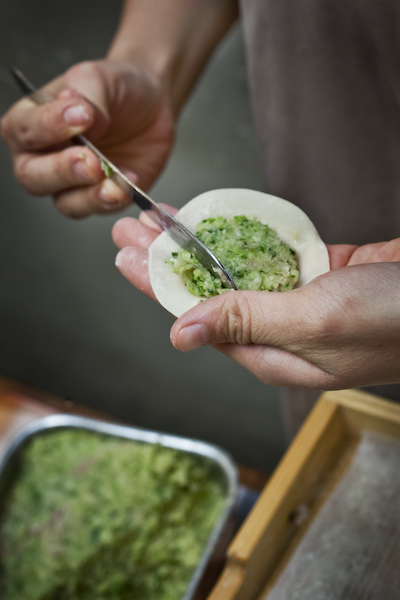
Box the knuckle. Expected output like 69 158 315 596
54 151 70 182
53 189 94 220
14 156 34 193
1 100 41 150
53 197 85 220
16 120 38 151
65 60 100 86
220 295 252 344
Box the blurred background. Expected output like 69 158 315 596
0 0 286 473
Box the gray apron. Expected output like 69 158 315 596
239 0 400 438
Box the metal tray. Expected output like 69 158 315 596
0 414 238 600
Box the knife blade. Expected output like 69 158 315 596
10 67 237 290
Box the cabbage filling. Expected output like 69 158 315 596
167 215 299 297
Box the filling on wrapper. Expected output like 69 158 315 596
167 215 299 297
149 189 330 317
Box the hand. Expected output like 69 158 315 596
113 217 400 390
113 206 178 301
1 60 175 218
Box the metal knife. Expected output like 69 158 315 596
10 67 237 290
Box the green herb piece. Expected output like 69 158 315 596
101 161 114 178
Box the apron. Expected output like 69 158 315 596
239 0 400 438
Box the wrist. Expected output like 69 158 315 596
106 44 173 109
106 0 238 116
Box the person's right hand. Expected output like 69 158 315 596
0 60 175 218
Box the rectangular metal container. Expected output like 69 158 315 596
0 413 238 600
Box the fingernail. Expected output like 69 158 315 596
100 179 128 208
115 251 123 268
122 170 140 186
174 324 210 352
99 186 121 207
73 159 96 183
64 104 90 126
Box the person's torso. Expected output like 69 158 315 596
240 0 400 244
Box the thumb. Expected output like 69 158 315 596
170 289 304 352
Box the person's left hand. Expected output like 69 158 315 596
113 215 400 390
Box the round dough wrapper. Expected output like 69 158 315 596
149 188 330 317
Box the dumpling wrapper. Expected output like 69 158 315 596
148 188 330 317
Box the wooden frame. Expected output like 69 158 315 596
207 389 400 600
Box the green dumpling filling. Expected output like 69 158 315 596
0 430 225 600
167 215 299 297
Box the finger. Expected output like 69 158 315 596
326 244 358 269
159 203 178 215
169 289 311 351
112 201 179 249
112 217 160 250
54 177 131 219
115 246 156 300
138 203 178 231
14 146 103 196
2 96 95 153
347 238 400 264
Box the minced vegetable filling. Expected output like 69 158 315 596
0 430 225 600
167 215 299 297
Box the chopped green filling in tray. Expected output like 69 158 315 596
0 430 225 600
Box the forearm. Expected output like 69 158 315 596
107 0 239 116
